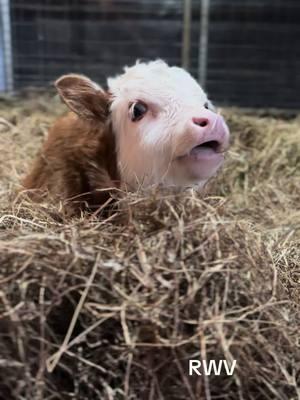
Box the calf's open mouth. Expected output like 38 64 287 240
190 139 222 155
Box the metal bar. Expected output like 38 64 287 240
1 0 13 91
0 16 4 91
181 0 192 70
198 0 210 88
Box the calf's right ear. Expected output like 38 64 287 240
55 74 109 120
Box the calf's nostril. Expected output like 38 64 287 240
193 118 209 128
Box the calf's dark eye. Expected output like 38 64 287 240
131 102 148 122
204 101 216 112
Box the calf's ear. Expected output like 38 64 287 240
55 74 109 120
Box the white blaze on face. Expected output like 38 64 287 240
108 60 230 189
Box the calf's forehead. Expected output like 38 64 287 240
108 62 207 107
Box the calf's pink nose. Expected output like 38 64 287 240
193 117 209 128
189 110 230 151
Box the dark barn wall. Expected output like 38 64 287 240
10 0 184 89
10 0 300 109
206 0 300 109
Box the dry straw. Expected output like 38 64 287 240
0 92 299 399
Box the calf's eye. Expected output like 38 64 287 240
204 101 216 112
130 101 148 122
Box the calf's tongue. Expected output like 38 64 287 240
190 143 217 156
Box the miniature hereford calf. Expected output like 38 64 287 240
23 60 230 212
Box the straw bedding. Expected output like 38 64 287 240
0 91 299 399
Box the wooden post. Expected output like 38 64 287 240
198 0 210 88
182 0 192 70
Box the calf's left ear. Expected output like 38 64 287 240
55 74 109 120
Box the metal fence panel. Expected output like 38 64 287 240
10 0 184 88
1 0 300 109
206 0 300 108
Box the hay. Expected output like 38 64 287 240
0 92 299 399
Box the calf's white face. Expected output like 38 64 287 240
108 60 230 189
56 60 230 191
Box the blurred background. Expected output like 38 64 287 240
0 0 299 109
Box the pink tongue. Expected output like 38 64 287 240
190 145 216 156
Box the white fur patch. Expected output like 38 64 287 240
107 60 220 189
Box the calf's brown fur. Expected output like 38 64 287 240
22 75 119 213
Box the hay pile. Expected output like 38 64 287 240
0 92 299 400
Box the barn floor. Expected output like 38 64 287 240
0 92 299 399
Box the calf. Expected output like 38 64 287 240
23 60 230 212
